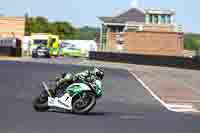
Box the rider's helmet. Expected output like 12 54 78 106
64 72 74 83
91 67 104 80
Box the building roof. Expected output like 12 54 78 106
98 17 114 23
99 7 176 24
112 8 145 23
99 8 145 24
145 8 176 15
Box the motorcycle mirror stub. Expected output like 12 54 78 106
61 73 66 78
55 76 60 81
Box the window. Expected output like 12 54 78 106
161 15 166 24
110 26 124 33
0 40 3 45
110 27 116 32
33 39 48 45
149 14 153 24
154 15 159 24
118 27 124 32
167 15 171 24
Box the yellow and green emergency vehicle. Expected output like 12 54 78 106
30 33 60 56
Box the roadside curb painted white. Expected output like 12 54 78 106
129 71 199 113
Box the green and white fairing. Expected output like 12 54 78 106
47 80 102 111
67 80 102 98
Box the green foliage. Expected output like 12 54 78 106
184 33 200 50
25 15 99 41
78 26 100 41
48 21 78 39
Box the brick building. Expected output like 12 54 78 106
99 8 184 56
0 16 25 40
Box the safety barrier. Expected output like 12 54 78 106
89 51 200 70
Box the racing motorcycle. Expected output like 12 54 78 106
33 73 103 114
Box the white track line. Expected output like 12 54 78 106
166 104 193 108
129 71 171 110
129 71 198 112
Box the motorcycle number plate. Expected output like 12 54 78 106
48 97 55 104
62 93 70 102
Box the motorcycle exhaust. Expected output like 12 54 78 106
42 81 52 97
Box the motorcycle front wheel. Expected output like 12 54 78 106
72 92 96 114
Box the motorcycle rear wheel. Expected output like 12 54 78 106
33 91 49 112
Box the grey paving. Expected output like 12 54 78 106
0 61 199 133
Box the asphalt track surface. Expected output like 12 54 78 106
0 61 200 133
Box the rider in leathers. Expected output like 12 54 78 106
55 68 104 97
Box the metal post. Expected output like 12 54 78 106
158 15 162 24
152 14 155 24
165 15 168 24
106 27 110 51
100 24 103 51
145 14 148 24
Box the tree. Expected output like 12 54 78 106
55 22 76 39
184 33 200 50
25 16 100 41
79 26 100 41
31 16 49 33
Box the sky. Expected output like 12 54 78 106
1 0 199 33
